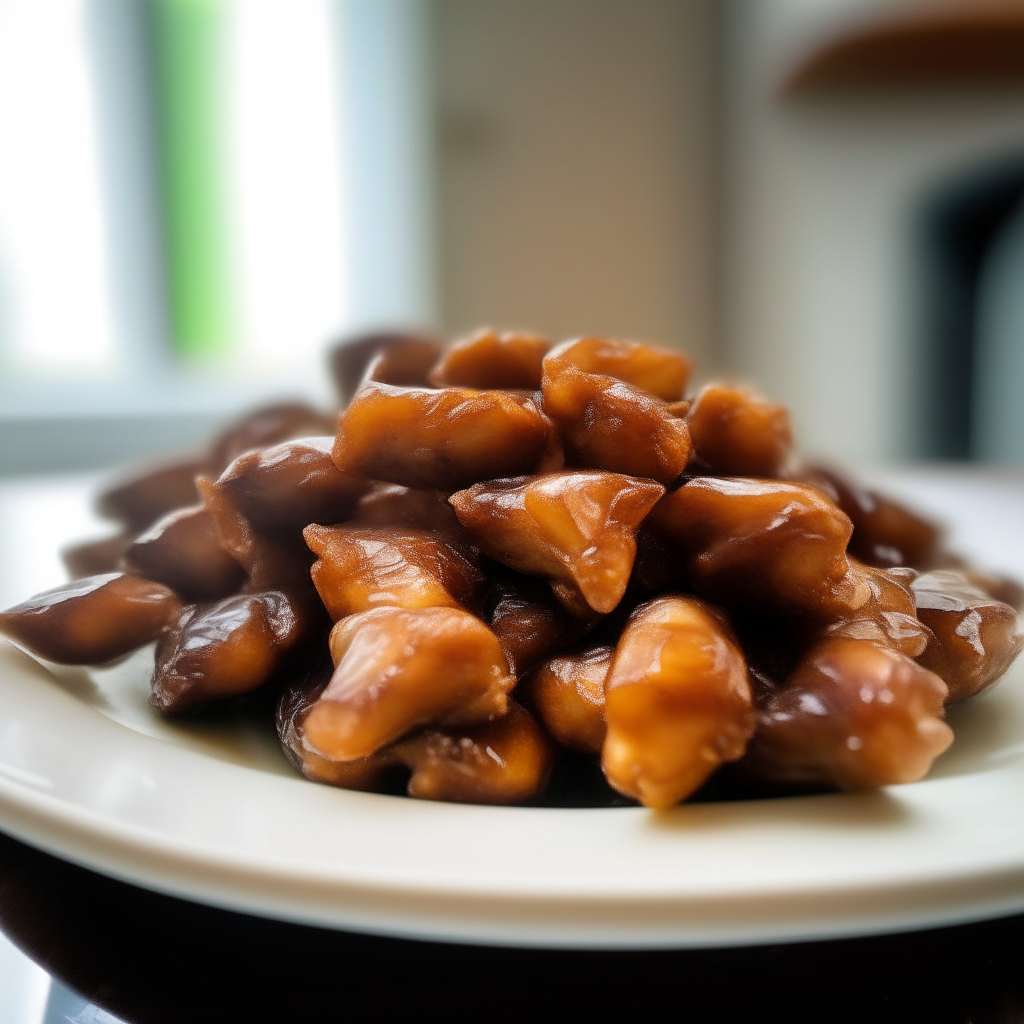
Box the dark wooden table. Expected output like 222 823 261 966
1 830 1022 1024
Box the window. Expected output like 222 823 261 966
0 0 432 472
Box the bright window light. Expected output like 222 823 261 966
225 0 349 381
0 0 116 378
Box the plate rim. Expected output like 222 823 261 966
3 641 1024 947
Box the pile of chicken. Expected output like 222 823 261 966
2 331 1022 808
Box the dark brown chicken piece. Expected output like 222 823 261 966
602 596 755 809
351 482 467 541
124 505 245 602
0 573 181 665
484 575 592 675
544 337 692 402
450 471 664 616
151 590 302 714
427 329 550 390
800 467 942 569
646 477 864 618
524 644 613 754
303 523 485 620
733 563 930 696
685 382 792 477
911 569 1024 703
96 402 335 533
196 476 312 588
333 381 552 490
541 365 691 485
196 477 324 641
741 637 953 790
329 331 443 406
211 436 366 537
299 606 514 761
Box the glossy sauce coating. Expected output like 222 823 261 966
602 596 755 809
6 329 1023 810
822 563 932 659
304 523 485 620
280 668 553 805
647 477 863 617
742 637 952 790
541 366 692 485
213 437 366 536
544 337 692 402
912 570 1024 703
524 644 613 754
450 471 664 616
685 382 791 477
0 573 181 665
125 505 245 601
395 701 555 803
333 381 552 490
152 590 301 714
427 329 550 390
300 606 514 761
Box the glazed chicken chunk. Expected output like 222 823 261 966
2 327 1020 810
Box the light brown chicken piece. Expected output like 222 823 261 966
822 563 932 659
299 606 515 761
303 523 485 620
450 470 664 616
524 644 613 754
280 667 553 805
543 337 692 402
541 365 691 485
395 702 555 803
602 596 755 809
685 382 792 477
333 382 552 490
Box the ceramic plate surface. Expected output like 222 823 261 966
0 468 1022 949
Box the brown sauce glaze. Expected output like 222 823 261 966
2 329 1021 809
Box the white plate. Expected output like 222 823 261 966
0 467 1022 949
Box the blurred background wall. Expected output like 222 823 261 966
1 0 1024 474
726 0 1024 466
434 0 717 368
